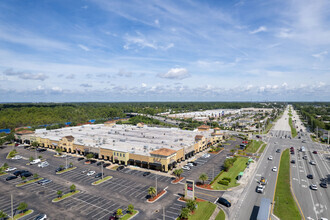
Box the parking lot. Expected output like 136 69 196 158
153 198 185 220
120 168 174 183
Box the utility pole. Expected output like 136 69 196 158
11 194 13 219
156 175 158 196
66 156 68 168
163 206 165 220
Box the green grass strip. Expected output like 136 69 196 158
120 210 138 220
6 152 17 159
92 176 113 185
16 178 43 187
215 209 225 220
245 140 264 153
52 190 80 202
10 209 33 220
111 165 119 170
258 144 267 153
212 157 249 190
188 201 216 220
273 149 301 220
55 167 77 174
0 172 8 176
288 117 297 138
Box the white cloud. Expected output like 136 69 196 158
117 69 132 77
80 84 92 88
82 5 88 9
312 51 328 60
277 28 293 38
154 19 159 25
51 87 62 92
141 83 147 88
3 68 48 81
250 26 267 34
78 44 90 51
157 68 190 80
123 33 173 50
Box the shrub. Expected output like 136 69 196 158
218 180 229 186
222 177 231 182
210 170 224 185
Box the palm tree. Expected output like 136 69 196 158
186 200 197 212
29 156 34 162
70 184 76 193
57 190 62 198
148 186 156 198
0 167 4 174
0 210 7 219
199 173 208 185
179 207 190 220
17 202 27 214
173 168 183 179
116 208 123 217
127 204 134 214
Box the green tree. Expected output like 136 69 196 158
0 167 4 174
31 141 39 147
21 176 27 183
179 207 190 219
70 184 76 192
17 202 27 214
38 155 42 159
55 148 62 155
0 210 7 219
57 190 62 198
127 204 134 214
33 173 39 179
86 153 94 160
199 173 208 185
29 156 34 162
173 169 183 179
2 163 8 169
148 186 156 198
186 200 197 212
116 208 123 216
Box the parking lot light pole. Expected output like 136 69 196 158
156 175 158 196
101 162 104 179
11 194 13 219
66 156 68 168
163 206 165 220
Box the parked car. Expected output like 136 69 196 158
310 184 318 190
217 197 231 207
182 166 190 170
192 162 198 166
13 170 27 176
30 159 41 164
187 162 194 167
6 175 18 181
95 173 104 178
77 157 84 161
307 174 313 179
276 149 281 153
38 179 52 186
312 151 317 154
96 162 104 166
55 167 64 172
303 155 307 160
38 161 49 168
103 163 111 168
143 172 151 176
116 166 125 171
5 167 17 172
34 214 47 220
11 155 23 160
20 171 33 178
36 148 47 152
87 171 95 176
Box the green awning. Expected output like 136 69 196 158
248 159 253 162
238 172 244 176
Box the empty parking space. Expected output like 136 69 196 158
120 168 174 183
154 199 185 220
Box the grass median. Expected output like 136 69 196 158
215 209 225 220
245 140 263 153
211 157 249 190
288 117 297 138
52 190 80 202
55 167 77 174
16 178 43 187
189 201 216 220
92 176 112 185
120 210 138 220
258 144 267 153
273 149 301 220
10 209 33 220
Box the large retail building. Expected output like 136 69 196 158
21 123 224 172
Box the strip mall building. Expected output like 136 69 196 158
21 123 224 172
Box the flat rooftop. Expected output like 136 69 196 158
31 124 213 156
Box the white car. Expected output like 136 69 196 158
38 161 49 168
87 171 95 176
310 184 318 190
60 154 67 157
11 155 22 160
182 166 191 170
5 167 17 172
310 161 316 165
187 163 194 167
272 167 277 172
30 159 41 164
268 156 273 160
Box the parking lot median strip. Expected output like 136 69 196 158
92 176 113 185
9 209 34 220
0 172 8 176
52 190 80 202
56 167 77 174
111 165 119 170
16 178 43 187
120 210 139 220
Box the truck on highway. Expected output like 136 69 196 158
260 177 267 185
257 198 272 220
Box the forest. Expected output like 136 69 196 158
0 102 282 130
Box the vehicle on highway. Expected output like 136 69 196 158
20 171 33 178
11 155 23 160
303 155 307 160
268 156 273 160
310 184 318 190
6 175 18 181
302 140 306 143
13 170 27 176
291 160 295 164
103 163 111 167
301 146 305 152
320 182 328 188
276 149 281 153
5 167 17 172
77 157 84 161
38 179 52 185
217 197 231 207
256 184 265 193
116 166 125 171
307 174 313 179
310 161 316 165
30 158 41 164
95 173 104 178
257 198 272 220
34 214 47 220
38 161 49 168
182 166 191 170
272 167 277 172
143 172 151 176
312 151 317 154
87 171 95 176
260 177 267 185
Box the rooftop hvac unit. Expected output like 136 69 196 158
175 139 178 142
108 131 111 134
179 138 183 141
120 139 125 142
131 147 135 150
144 145 148 149
156 146 160 149
113 140 115 142
151 148 154 151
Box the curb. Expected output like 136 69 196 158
171 177 185 184
146 190 167 203
12 209 34 220
16 178 43 188
91 176 113 185
52 191 80 203
55 167 77 175
125 210 139 220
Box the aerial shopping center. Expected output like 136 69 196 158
19 122 225 172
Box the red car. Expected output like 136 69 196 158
313 151 317 154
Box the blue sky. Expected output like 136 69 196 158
0 0 329 102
